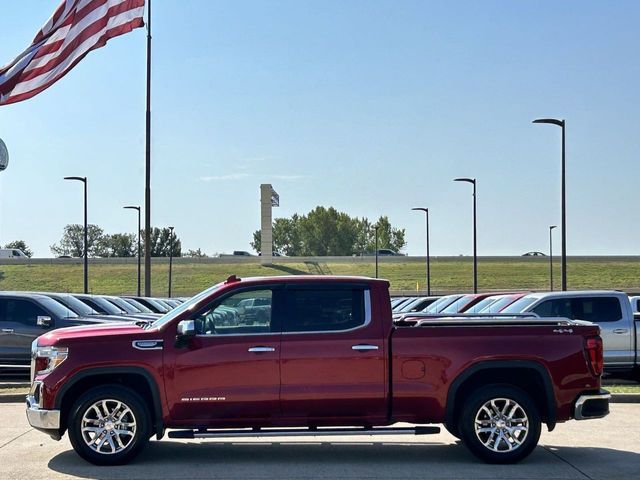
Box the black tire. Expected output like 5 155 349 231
68 385 151 465
444 422 461 440
459 384 541 464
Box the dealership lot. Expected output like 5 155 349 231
0 402 637 480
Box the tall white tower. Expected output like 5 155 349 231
260 184 279 265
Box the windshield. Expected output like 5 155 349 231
481 295 519 313
465 296 501 314
139 298 167 313
107 297 138 314
501 296 538 314
49 294 97 316
151 282 224 329
40 296 79 319
77 296 123 315
398 298 421 312
424 295 461 313
123 298 154 313
441 295 474 314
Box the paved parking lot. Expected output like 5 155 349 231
1 402 638 480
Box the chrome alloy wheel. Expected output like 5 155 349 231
80 399 137 455
474 397 529 452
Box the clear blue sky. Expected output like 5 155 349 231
0 1 638 257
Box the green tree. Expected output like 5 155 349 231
141 227 182 257
365 216 407 253
50 224 106 257
184 248 208 258
4 240 33 258
97 233 136 257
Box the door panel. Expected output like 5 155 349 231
166 287 282 424
168 333 280 423
280 288 387 423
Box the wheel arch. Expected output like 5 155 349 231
444 360 557 432
55 366 164 439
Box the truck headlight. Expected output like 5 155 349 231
33 345 68 376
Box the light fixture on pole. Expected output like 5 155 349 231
411 207 431 295
533 118 567 291
124 205 141 296
549 225 557 291
64 176 88 293
168 226 174 298
454 177 477 293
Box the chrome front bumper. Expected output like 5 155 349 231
574 390 611 420
26 394 60 430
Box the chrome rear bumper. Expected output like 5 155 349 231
574 390 610 420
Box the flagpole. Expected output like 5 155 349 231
144 0 152 296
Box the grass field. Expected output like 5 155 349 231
1 256 640 296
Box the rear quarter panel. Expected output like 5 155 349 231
391 323 601 424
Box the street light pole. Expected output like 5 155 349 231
549 225 557 291
168 226 174 298
374 224 379 279
124 206 141 296
412 207 431 295
454 178 477 293
533 118 567 291
64 176 88 293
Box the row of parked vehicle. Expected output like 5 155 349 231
0 291 187 370
392 290 640 378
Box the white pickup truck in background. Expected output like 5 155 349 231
503 290 639 378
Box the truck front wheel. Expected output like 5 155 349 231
459 384 541 464
68 385 151 465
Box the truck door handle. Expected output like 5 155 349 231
1 328 13 334
613 329 629 334
352 344 379 351
248 346 276 353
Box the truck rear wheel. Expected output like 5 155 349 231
459 384 541 464
68 385 151 465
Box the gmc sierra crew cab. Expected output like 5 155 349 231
26 276 609 466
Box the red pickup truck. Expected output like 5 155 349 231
26 275 609 465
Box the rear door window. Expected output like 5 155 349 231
572 297 622 323
283 288 366 333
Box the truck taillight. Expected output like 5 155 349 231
585 336 603 377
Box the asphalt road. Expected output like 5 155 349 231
1 402 638 480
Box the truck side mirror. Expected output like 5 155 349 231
177 320 195 336
175 320 195 348
37 316 52 328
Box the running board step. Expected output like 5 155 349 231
168 426 440 439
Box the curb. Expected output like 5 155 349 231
609 393 640 403
0 393 26 404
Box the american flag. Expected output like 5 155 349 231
0 0 145 106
